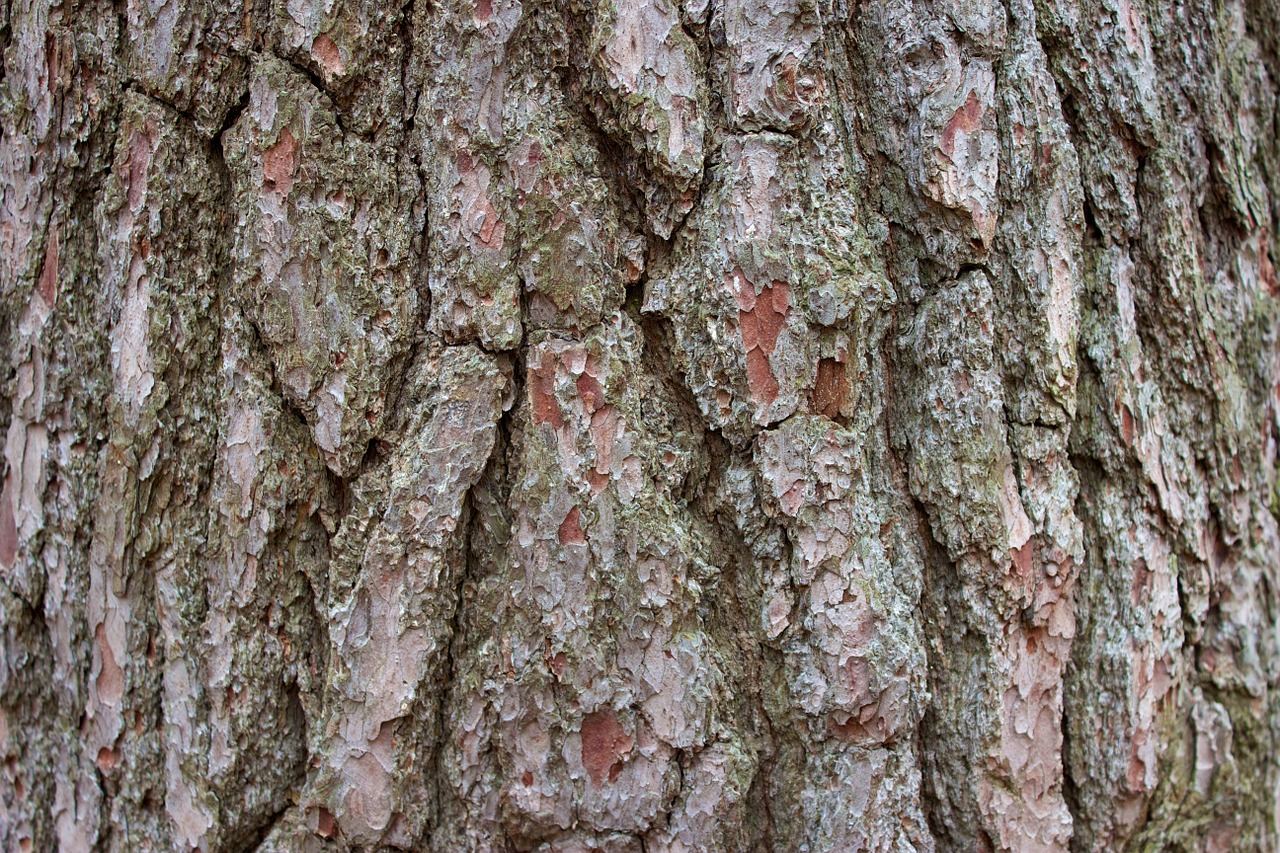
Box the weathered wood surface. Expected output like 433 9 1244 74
1 0 1278 849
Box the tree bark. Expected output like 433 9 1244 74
2 0 1279 850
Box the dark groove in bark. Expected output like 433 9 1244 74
272 51 352 138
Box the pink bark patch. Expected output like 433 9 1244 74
1118 0 1143 51
1011 539 1035 584
580 710 633 786
311 34 345 77
590 405 620 473
996 623 1071 838
558 506 586 545
263 128 298 197
846 656 872 701
1134 655 1172 706
941 90 983 157
779 480 805 516
0 480 16 568
125 128 152 212
1131 558 1153 607
1126 731 1157 797
455 153 507 249
95 624 125 706
474 0 492 22
509 137 544 191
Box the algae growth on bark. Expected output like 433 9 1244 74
1 0 1279 849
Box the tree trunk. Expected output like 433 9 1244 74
2 0 1278 849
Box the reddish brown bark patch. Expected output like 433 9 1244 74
736 278 790 407
745 349 780 408
738 280 789 355
1119 404 1136 446
580 710 633 786
558 506 586 545
829 715 866 742
311 34 344 77
44 30 60 82
811 357 848 418
263 128 298 197
96 747 119 772
576 372 605 413
509 137 543 189
476 197 504 248
1260 232 1278 297
830 712 889 745
317 807 338 839
37 226 58 306
529 357 563 429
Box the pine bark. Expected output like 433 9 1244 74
1 0 1279 850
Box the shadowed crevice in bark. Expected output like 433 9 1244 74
428 364 520 839
635 305 777 847
212 88 252 161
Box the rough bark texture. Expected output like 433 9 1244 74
2 0 1279 850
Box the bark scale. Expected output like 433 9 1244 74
1 0 1278 850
